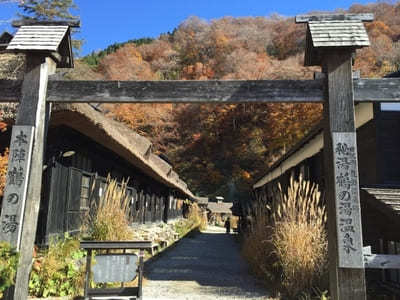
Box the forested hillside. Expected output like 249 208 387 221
66 2 400 200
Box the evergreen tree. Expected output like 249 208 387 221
18 0 83 52
18 0 77 21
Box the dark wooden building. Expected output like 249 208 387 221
207 199 233 224
253 101 400 289
0 32 13 51
0 103 194 244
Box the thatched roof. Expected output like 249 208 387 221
207 202 233 214
0 50 194 197
0 53 25 80
194 197 209 205
0 53 193 197
50 103 194 198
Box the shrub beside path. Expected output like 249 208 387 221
143 225 270 300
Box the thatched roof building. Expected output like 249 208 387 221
207 202 233 214
0 51 195 243
50 103 194 198
0 52 193 198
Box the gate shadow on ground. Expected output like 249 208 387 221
143 228 269 298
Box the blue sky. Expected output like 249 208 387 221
0 0 375 56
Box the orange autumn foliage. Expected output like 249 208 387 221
105 103 177 154
79 1 400 200
98 44 156 80
0 148 9 197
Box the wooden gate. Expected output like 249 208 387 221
0 13 400 299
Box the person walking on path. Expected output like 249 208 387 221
224 217 231 234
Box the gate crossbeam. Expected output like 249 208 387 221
1 78 399 103
0 13 399 300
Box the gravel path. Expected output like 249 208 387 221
143 226 270 300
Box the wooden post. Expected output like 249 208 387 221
323 49 367 299
163 193 171 223
5 54 56 300
138 249 144 300
84 249 92 300
0 126 34 248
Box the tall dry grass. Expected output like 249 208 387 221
272 175 327 297
175 202 207 237
242 175 328 298
83 176 134 241
241 210 277 283
190 203 208 231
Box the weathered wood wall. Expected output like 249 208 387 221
253 108 400 294
8 125 189 244
253 109 400 208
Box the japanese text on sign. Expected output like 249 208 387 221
0 126 34 250
332 132 363 268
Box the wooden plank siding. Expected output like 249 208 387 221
35 125 186 244
357 120 378 186
254 116 380 206
377 111 400 184
253 105 400 296
253 107 400 212
6 26 69 52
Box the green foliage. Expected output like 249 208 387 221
156 69 181 80
28 235 85 297
0 242 19 297
298 288 330 300
173 220 190 238
82 38 154 67
18 0 77 21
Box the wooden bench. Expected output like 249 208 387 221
80 240 152 300
160 240 168 248
150 242 160 255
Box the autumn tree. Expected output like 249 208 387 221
0 148 9 197
79 2 400 202
106 103 177 154
98 44 156 80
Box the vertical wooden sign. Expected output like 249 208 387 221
10 55 56 300
323 50 367 299
332 132 363 268
0 126 34 250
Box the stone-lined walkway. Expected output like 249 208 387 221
143 226 270 300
